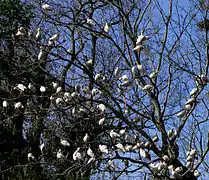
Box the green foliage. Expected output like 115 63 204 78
0 0 34 37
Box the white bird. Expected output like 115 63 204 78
16 27 26 37
73 147 83 161
98 117 105 125
114 67 120 78
2 101 8 108
57 149 64 159
119 75 129 82
87 18 95 25
140 148 150 159
39 143 45 153
71 92 79 98
56 98 63 105
97 104 106 112
38 48 43 60
152 134 159 142
133 45 143 51
63 92 71 102
162 155 169 162
60 139 70 147
83 133 90 143
95 73 102 81
14 102 24 109
28 83 36 91
86 59 93 67
56 86 62 93
157 161 166 171
185 97 195 105
16 84 27 92
87 156 95 164
186 161 191 168
194 170 200 177
184 104 192 111
87 147 95 157
142 84 153 91
27 153 35 161
190 88 198 97
175 167 183 173
98 144 108 153
35 28 41 40
119 129 126 135
189 149 196 156
40 86 46 92
167 129 174 137
108 159 118 170
144 142 151 148
52 82 58 89
136 30 150 45
104 23 109 32
177 110 186 118
200 73 208 85
149 71 159 79
92 88 99 96
131 66 138 77
42 4 50 10
115 143 126 152
137 64 144 71
187 155 193 162
132 142 141 151
110 130 120 138
125 145 133 152
50 34 59 41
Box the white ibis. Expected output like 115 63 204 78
140 148 150 159
87 157 95 164
39 143 45 153
15 84 27 92
152 134 159 142
157 161 166 171
2 101 8 108
86 59 93 67
114 67 119 78
142 84 153 91
104 23 109 33
38 47 43 60
175 167 183 173
200 73 209 85
177 110 186 118
73 147 83 161
92 88 99 96
83 133 90 143
14 102 24 109
35 28 41 40
136 30 150 45
184 104 192 111
42 4 50 10
55 98 63 105
189 149 196 156
162 155 169 162
95 73 102 81
144 142 151 148
149 71 159 79
125 145 133 152
16 27 26 37
97 104 106 112
115 143 126 153
27 153 35 161
98 117 105 125
131 66 138 77
87 147 95 158
57 149 64 159
167 129 174 137
119 75 129 82
60 139 70 147
28 83 35 91
49 33 59 42
98 144 108 154
52 82 58 89
110 130 120 138
133 45 143 52
190 88 198 97
71 92 79 98
194 170 200 177
186 161 191 168
40 86 46 92
87 18 95 26
119 129 126 135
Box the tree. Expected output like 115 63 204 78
1 0 209 179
